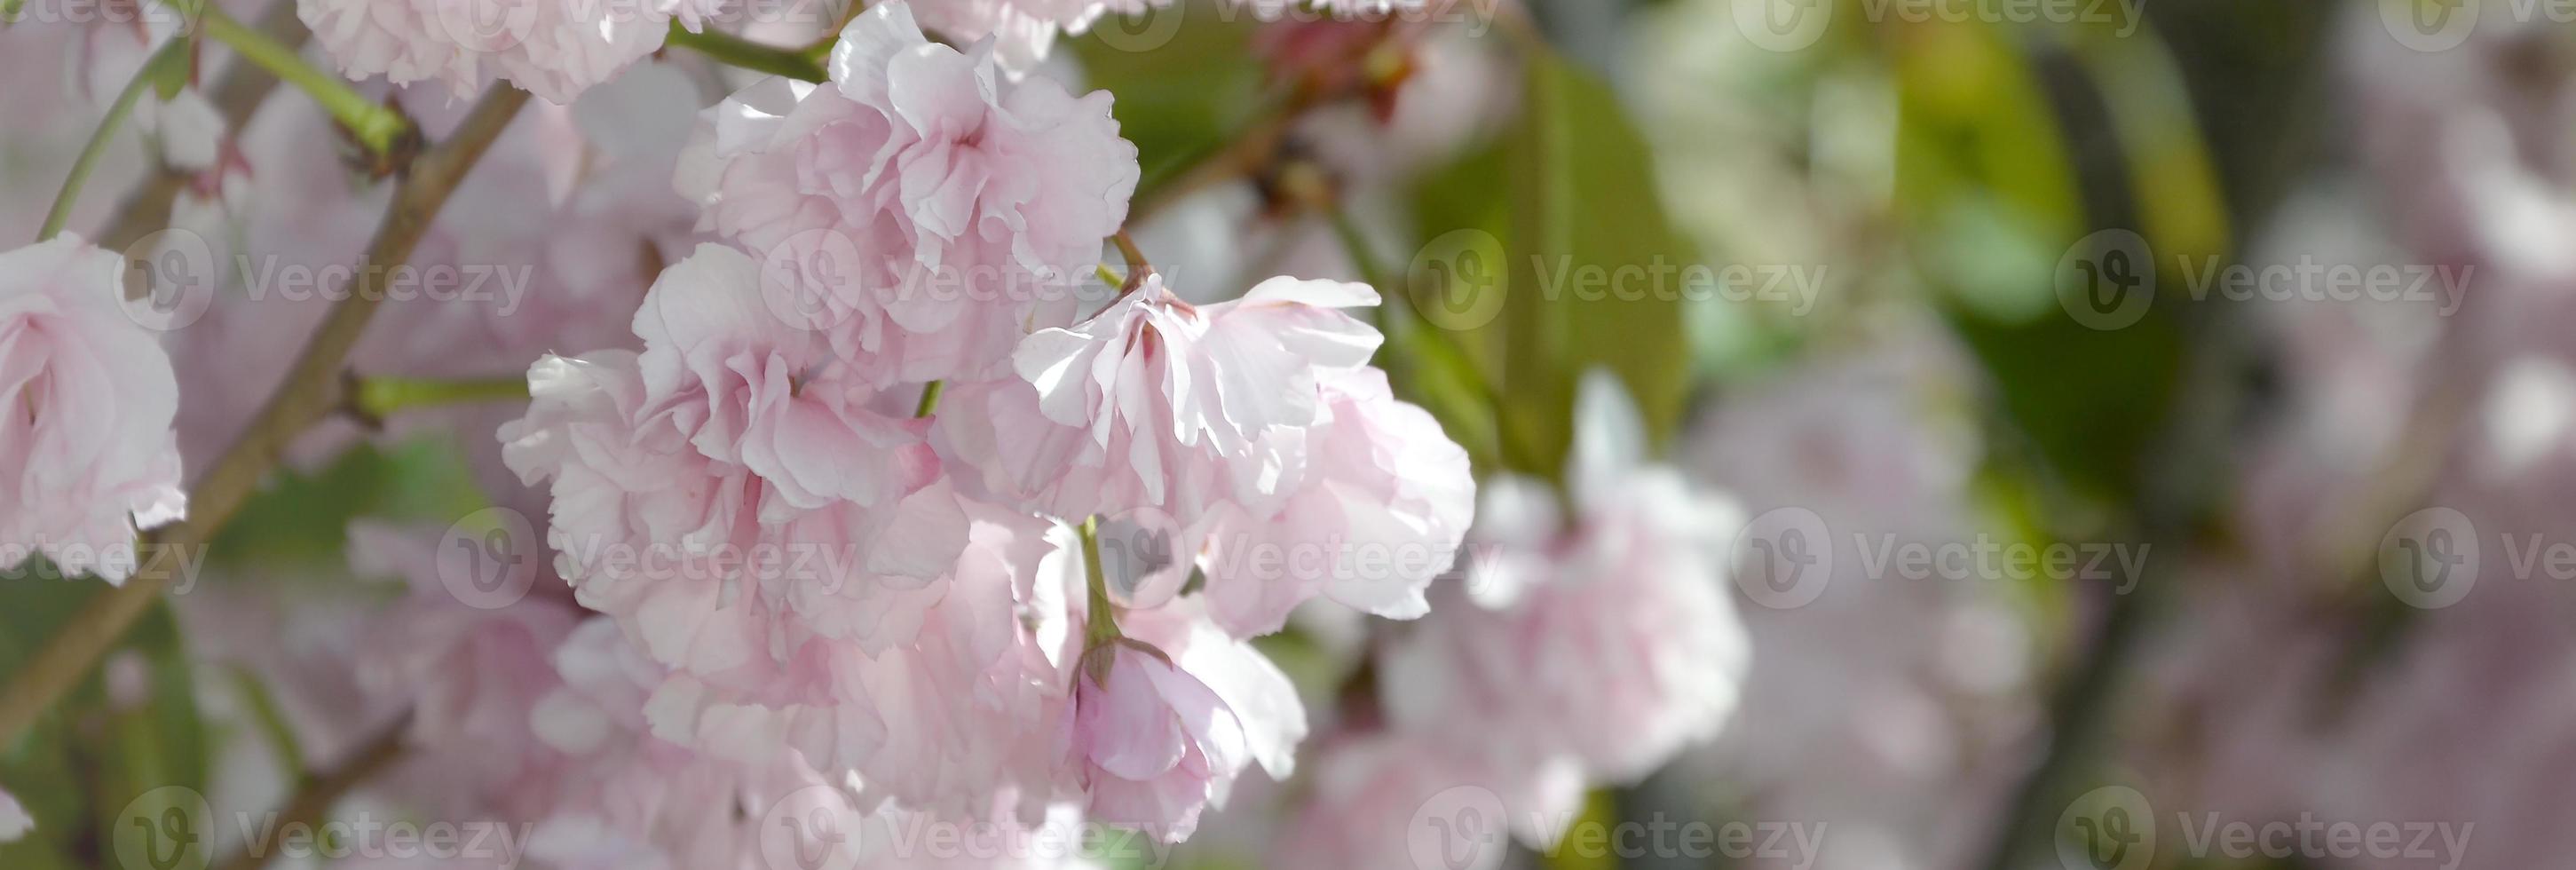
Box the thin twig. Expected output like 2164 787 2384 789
1110 231 1153 293
1126 106 1296 229
195 2 412 158
211 714 413 870
99 0 310 265
38 38 190 241
0 83 533 748
665 21 828 83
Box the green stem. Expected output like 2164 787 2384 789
197 4 410 158
1326 207 1392 328
39 38 189 241
913 379 944 418
1079 516 1122 648
352 375 529 421
228 665 306 786
667 22 828 83
798 0 869 59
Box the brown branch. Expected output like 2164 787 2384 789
211 714 414 870
1110 230 1153 294
0 83 533 747
1126 107 1296 229
99 0 311 262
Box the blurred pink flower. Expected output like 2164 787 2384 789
1379 372 1749 828
0 785 28 842
346 522 586 816
1270 733 1523 870
0 235 187 584
523 619 878 870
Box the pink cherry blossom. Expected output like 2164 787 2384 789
942 273 1449 635
499 241 962 707
1065 604 1305 842
681 2 1137 384
297 0 710 103
523 618 881 870
1197 366 1475 636
1269 733 1538 870
628 242 939 514
949 273 1382 523
1379 372 1750 812
638 499 1086 824
0 235 187 584
345 522 585 816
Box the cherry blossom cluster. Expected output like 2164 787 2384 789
0 0 1757 864
492 1 1475 845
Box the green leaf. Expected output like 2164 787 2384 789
1069 1 1265 194
0 837 81 870
0 579 209 870
87 604 209 839
1887 22 2210 503
211 434 491 566
1405 48 1697 481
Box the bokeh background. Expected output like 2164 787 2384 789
1 0 2559 868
